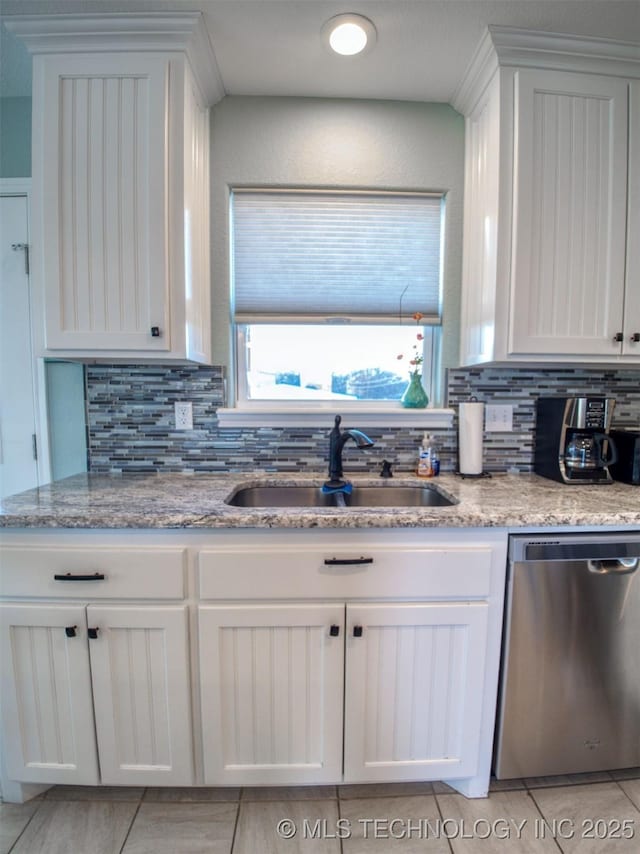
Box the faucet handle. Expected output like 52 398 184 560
380 459 393 478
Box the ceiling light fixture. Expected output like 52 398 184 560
322 13 377 56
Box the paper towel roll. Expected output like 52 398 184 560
459 402 484 475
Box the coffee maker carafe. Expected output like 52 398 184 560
535 397 618 484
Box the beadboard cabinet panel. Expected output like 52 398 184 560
88 605 193 786
624 81 640 355
0 604 99 785
38 54 171 352
455 30 639 366
509 70 629 356
8 12 219 363
343 602 489 783
199 604 345 786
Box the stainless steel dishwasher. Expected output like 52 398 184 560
494 532 640 779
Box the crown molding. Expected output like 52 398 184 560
4 12 225 106
490 26 640 77
452 25 640 115
451 27 499 115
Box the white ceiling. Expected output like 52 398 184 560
1 0 639 102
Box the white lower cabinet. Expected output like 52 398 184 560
344 602 489 783
1 528 507 799
199 599 490 787
0 602 193 786
0 603 99 785
199 604 345 786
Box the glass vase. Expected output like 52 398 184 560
400 372 428 408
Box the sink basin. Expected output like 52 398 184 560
342 486 455 507
226 486 335 508
226 484 456 508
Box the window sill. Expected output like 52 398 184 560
216 407 455 429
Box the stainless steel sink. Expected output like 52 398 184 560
342 486 455 507
226 486 335 507
226 484 456 508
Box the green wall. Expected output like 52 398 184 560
0 96 31 177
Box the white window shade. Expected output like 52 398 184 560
232 190 444 323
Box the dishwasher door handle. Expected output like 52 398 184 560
587 558 639 575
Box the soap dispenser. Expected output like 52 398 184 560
417 433 434 477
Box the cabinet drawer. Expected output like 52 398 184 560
0 546 186 599
199 545 492 600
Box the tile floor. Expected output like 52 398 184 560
1 770 639 854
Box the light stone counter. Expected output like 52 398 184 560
0 471 638 529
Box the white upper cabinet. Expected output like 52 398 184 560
7 14 222 362
454 28 640 365
510 70 629 356
625 82 640 357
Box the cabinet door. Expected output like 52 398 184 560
87 604 193 785
344 602 489 783
0 603 99 784
199 604 344 785
623 81 640 356
509 70 629 356
35 53 170 352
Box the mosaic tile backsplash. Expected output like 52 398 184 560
86 364 640 474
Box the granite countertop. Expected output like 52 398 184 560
0 471 639 530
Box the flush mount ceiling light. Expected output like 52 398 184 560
321 13 377 56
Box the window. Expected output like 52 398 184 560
231 189 444 408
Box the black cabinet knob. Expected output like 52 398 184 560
65 625 77 638
614 332 624 342
631 333 640 343
329 624 340 637
353 625 363 638
151 326 161 337
88 627 99 639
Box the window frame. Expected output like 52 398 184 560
234 323 442 410
220 186 453 428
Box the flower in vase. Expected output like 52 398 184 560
397 312 425 376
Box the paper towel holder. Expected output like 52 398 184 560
457 397 488 477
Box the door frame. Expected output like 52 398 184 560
0 178 51 487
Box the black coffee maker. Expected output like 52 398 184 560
534 397 618 484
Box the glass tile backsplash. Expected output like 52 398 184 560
86 364 640 474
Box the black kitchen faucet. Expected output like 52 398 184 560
324 415 375 489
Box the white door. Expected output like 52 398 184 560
509 70 629 356
87 604 193 786
0 194 39 498
0 603 99 784
199 603 345 785
344 602 489 783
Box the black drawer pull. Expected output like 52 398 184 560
353 625 363 638
88 628 99 639
329 624 340 637
151 326 161 337
324 557 373 566
65 625 77 638
54 572 105 582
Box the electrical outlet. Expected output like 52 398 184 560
485 404 513 432
174 402 193 431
